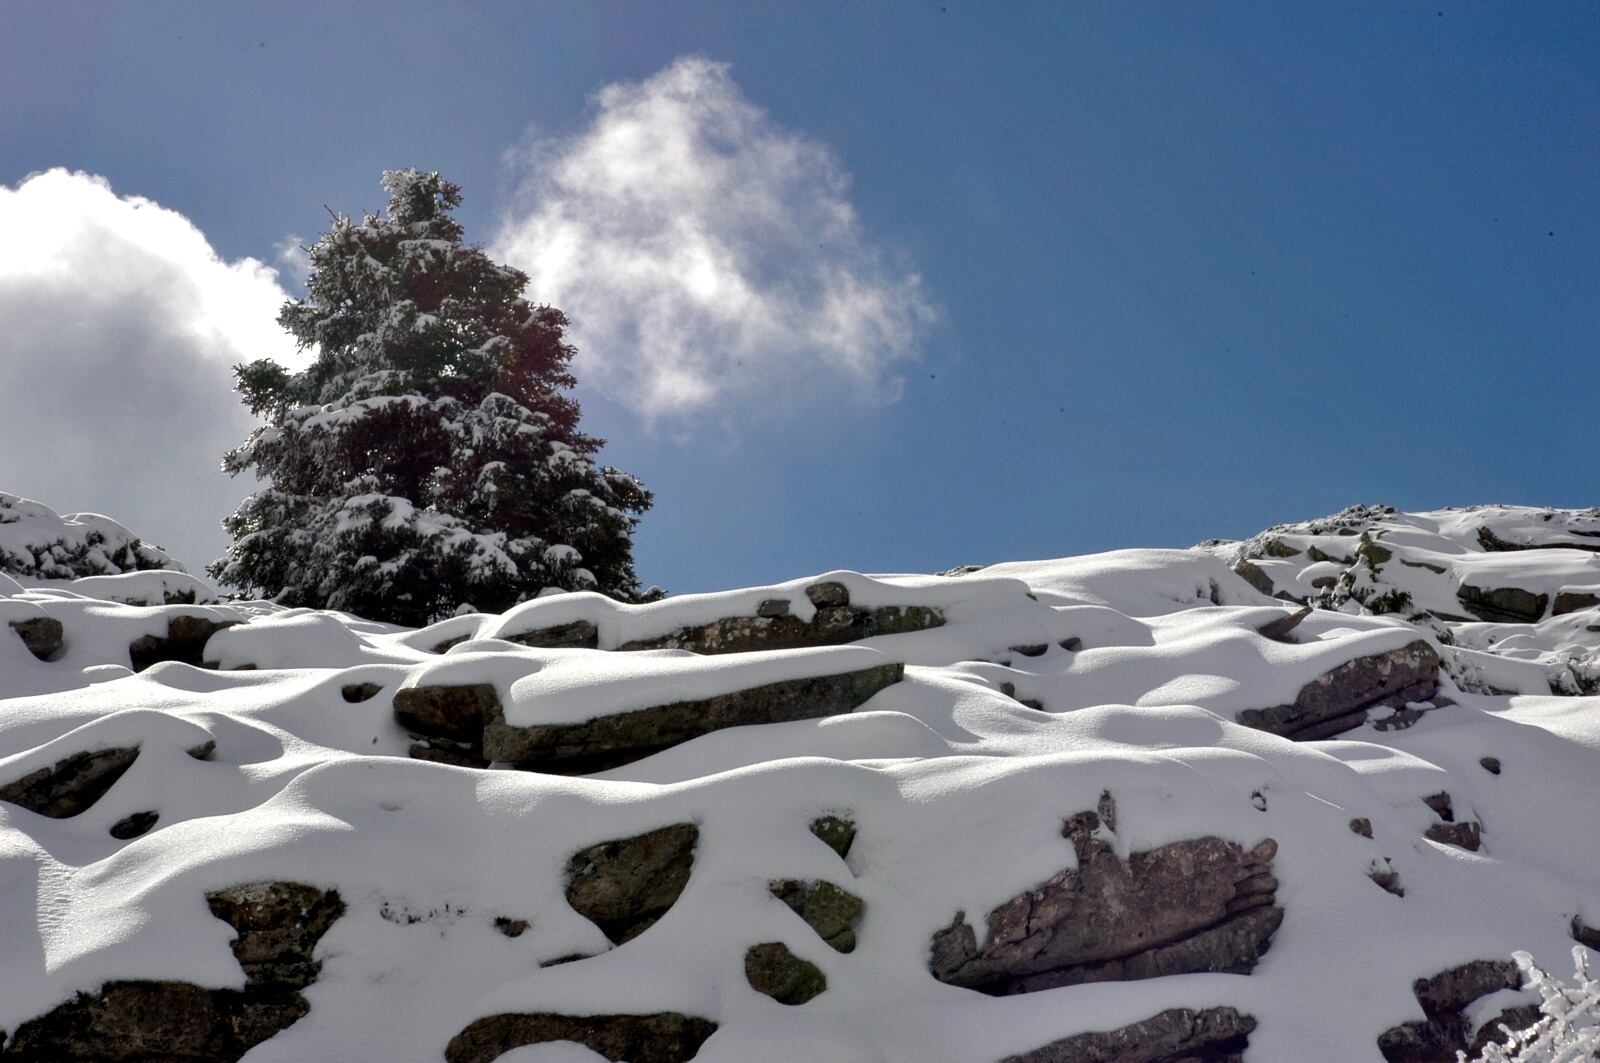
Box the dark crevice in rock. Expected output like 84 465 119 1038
0 747 139 818
9 617 64 661
482 663 903 774
1000 1006 1256 1063
340 682 383 703
108 810 159 840
1237 640 1440 740
445 1012 717 1063
128 616 238 672
1378 959 1534 1062
3 882 343 1062
929 794 1281 995
565 823 698 945
745 941 827 1005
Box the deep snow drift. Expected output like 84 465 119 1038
2 499 1599 1062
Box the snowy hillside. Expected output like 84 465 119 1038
4 503 1600 1061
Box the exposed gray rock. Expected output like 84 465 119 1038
617 604 943 655
393 683 499 745
1480 757 1502 775
929 794 1281 995
445 1012 717 1063
482 663 903 774
805 581 851 607
492 916 528 938
1456 585 1549 624
769 879 863 952
1000 1006 1256 1063
809 815 856 860
1572 916 1600 951
1378 959 1534 1062
0 746 139 818
1420 792 1481 852
8 617 64 661
502 619 600 650
1349 818 1373 838
340 682 383 703
1553 590 1600 616
744 942 827 1005
756 598 791 618
129 616 238 672
1236 640 1440 740
565 823 698 945
3 882 343 1062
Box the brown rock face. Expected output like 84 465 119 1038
445 1012 718 1063
1001 1006 1256 1063
8 617 64 661
128 616 238 672
929 795 1282 995
482 663 904 774
0 746 139 818
1378 959 1534 1062
565 823 699 944
393 683 500 745
1237 640 1440 740
3 882 344 1062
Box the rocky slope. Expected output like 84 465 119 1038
2 500 1599 1061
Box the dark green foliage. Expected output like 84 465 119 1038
210 171 651 626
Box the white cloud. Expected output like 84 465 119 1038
274 234 311 289
0 169 307 573
493 56 936 421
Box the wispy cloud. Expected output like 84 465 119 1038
493 56 936 422
0 169 306 571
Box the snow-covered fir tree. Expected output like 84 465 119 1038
210 170 652 626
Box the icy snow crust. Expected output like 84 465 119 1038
2 508 1600 1060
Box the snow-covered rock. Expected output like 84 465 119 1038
4 505 1600 1062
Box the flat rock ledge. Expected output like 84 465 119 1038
446 1012 718 1063
0 746 139 818
503 580 943 656
2 881 344 1062
1237 640 1440 740
930 794 1282 995
481 662 904 774
1377 959 1536 1062
1000 1006 1256 1063
565 823 699 945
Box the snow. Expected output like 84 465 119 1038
3 505 1599 1060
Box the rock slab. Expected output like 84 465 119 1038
565 823 699 945
929 794 1282 995
1237 640 1440 740
1001 1006 1256 1063
446 1012 718 1063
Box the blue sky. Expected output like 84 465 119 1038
3 3 1596 593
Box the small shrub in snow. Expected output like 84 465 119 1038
211 170 652 626
1461 947 1600 1063
0 493 178 579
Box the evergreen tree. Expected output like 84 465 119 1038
210 170 652 626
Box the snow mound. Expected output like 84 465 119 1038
3 507 1600 1062
1204 504 1600 697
